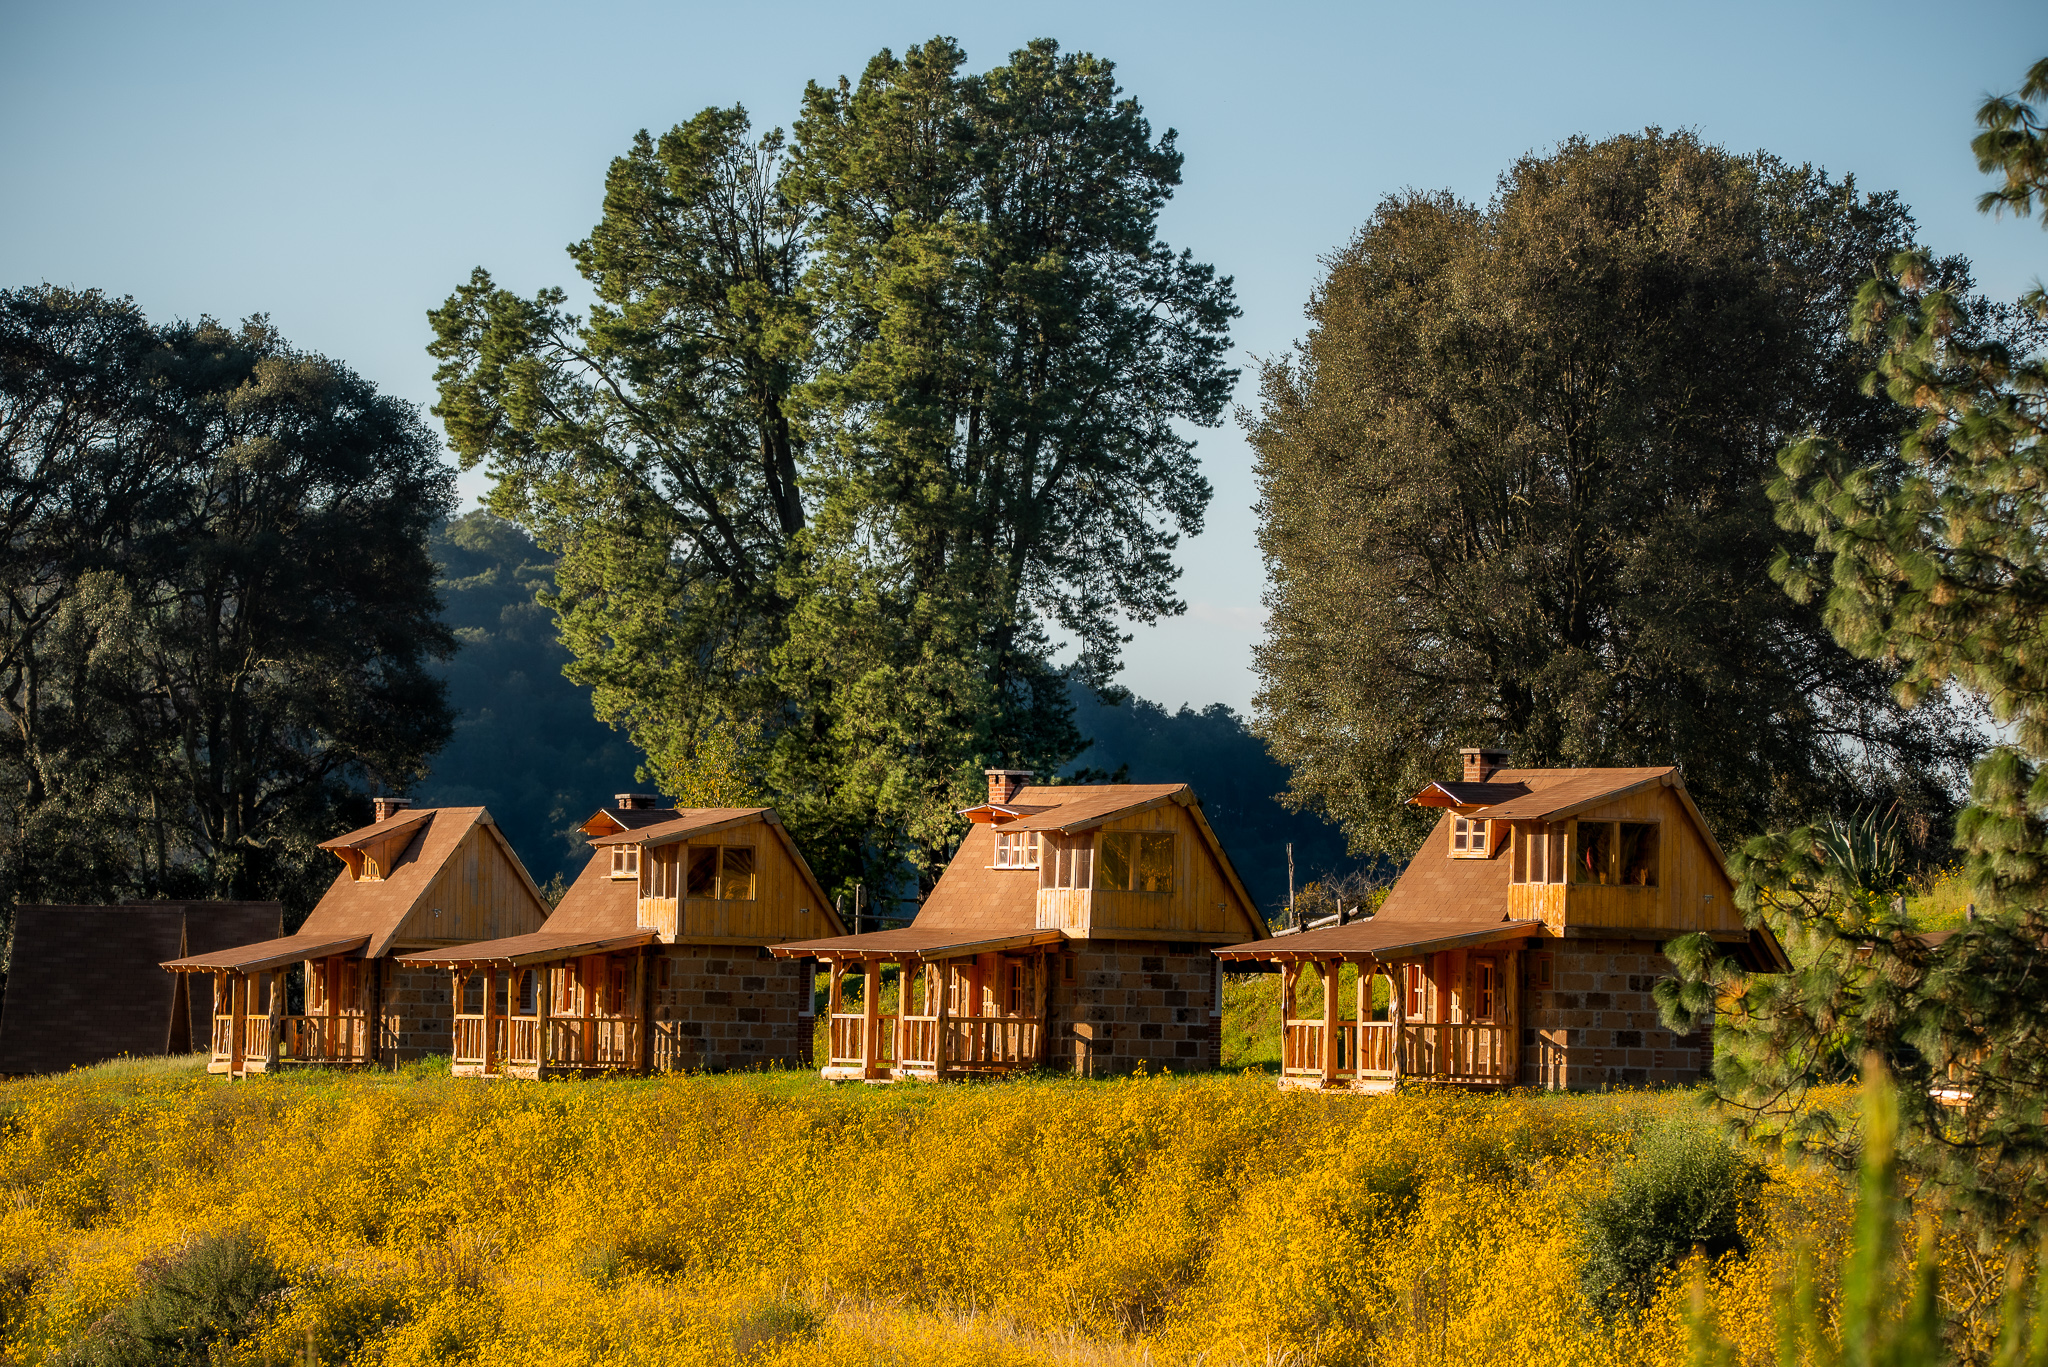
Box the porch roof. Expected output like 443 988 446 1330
161 933 370 974
1213 918 1542 962
400 929 658 969
768 926 1066 962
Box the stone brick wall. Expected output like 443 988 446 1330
651 945 810 1073
1047 940 1218 1077
379 963 454 1065
1518 937 1710 1089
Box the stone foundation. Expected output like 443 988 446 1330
651 945 810 1073
1047 940 1219 1077
1519 937 1710 1089
379 963 454 1065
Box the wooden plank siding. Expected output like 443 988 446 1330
1506 785 1741 937
1034 803 1261 942
388 822 548 948
639 820 835 945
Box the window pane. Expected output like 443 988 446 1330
1574 822 1613 885
1618 823 1658 887
1138 833 1174 893
1099 833 1132 891
1025 832 1039 866
685 846 718 898
721 846 756 900
994 832 1012 868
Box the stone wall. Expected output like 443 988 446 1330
378 963 454 1065
1047 940 1219 1077
651 945 810 1073
1518 937 1710 1089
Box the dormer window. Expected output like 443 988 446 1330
994 829 1040 868
1450 816 1490 858
610 846 640 880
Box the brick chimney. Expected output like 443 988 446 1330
373 796 412 823
615 793 662 810
985 769 1035 805
1459 748 1510 782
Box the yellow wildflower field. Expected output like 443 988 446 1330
0 1059 1859 1366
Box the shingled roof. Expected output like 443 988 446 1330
0 902 281 1075
773 782 1260 959
1212 764 1734 962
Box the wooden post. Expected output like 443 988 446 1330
890 959 907 1074
862 957 883 1081
1503 949 1521 1085
324 959 339 1060
1356 956 1373 1079
536 964 553 1078
1320 958 1340 1087
229 975 247 1077
267 970 282 1064
482 967 498 1073
640 949 654 1075
1390 961 1405 1084
1032 950 1049 1065
932 960 950 1077
1278 961 1295 1073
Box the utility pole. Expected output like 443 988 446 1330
854 882 867 936
1287 843 1296 929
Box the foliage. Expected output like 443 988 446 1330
414 511 643 888
1247 131 1982 858
0 287 456 926
1664 57 2048 1248
429 38 1237 898
1686 1061 2048 1367
0 1063 1878 1367
54 1228 287 1366
1580 1115 1766 1318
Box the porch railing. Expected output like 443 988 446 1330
1283 1020 1515 1085
897 1014 1042 1073
544 1016 642 1070
828 1012 895 1070
276 1014 370 1064
453 1015 540 1068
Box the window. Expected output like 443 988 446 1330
1511 823 1563 885
678 845 758 901
1403 963 1427 1020
720 846 756 900
1473 960 1496 1022
1574 821 1614 885
1450 816 1490 858
685 846 718 898
1042 839 1094 890
1098 831 1175 892
641 846 678 900
994 828 1040 868
610 845 640 879
1007 963 1023 1014
518 970 537 1014
1617 823 1659 887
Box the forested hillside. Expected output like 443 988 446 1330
416 512 1353 913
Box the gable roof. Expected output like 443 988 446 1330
774 782 1263 959
585 808 772 848
579 805 684 838
1 902 281 1074
1216 917 1541 962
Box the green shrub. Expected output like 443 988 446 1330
1579 1117 1765 1317
57 1228 288 1366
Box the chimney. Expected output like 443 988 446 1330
1459 748 1510 783
373 796 412 823
985 769 1034 805
616 793 662 811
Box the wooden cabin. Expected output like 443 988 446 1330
772 772 1267 1082
401 798 844 1077
160 799 552 1076
1215 750 1788 1092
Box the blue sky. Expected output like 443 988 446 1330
4 0 2043 714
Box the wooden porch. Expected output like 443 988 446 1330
447 951 649 1079
820 947 1052 1083
205 954 375 1077
1272 948 1522 1092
